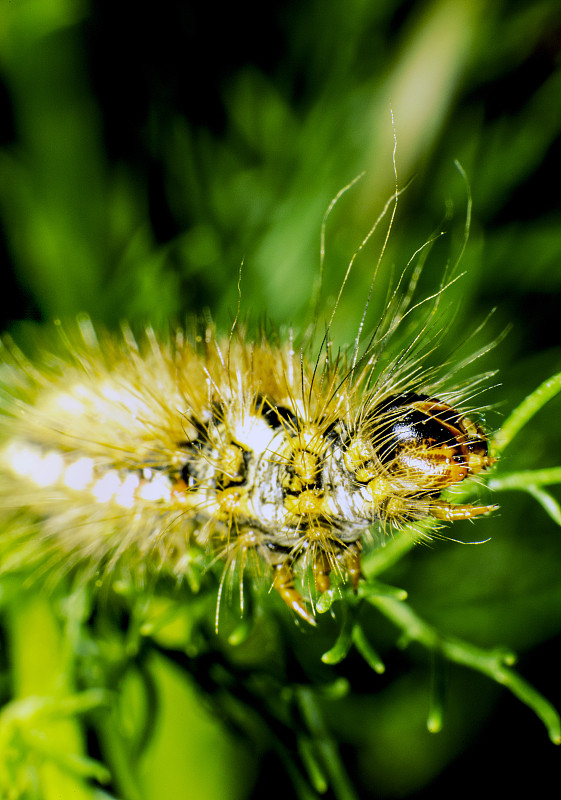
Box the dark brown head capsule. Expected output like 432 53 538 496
370 393 493 492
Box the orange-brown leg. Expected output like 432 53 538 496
273 563 316 626
313 553 331 594
345 542 362 591
430 501 498 521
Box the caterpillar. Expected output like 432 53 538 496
0 192 497 627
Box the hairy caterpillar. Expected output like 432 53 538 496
0 192 497 627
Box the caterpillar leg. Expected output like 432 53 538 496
313 543 363 595
273 563 316 626
313 553 331 594
430 502 498 521
344 542 362 590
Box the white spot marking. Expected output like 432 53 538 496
63 457 94 491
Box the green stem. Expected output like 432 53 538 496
361 525 428 578
351 624 385 674
524 485 561 526
5 592 97 799
96 712 145 800
296 687 359 800
489 467 561 491
489 469 561 525
427 651 447 733
366 595 561 744
492 370 561 454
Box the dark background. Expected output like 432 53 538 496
1 1 561 797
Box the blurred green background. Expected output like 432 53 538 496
1 0 561 798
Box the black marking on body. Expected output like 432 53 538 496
258 396 299 432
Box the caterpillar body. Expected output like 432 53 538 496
0 300 496 625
